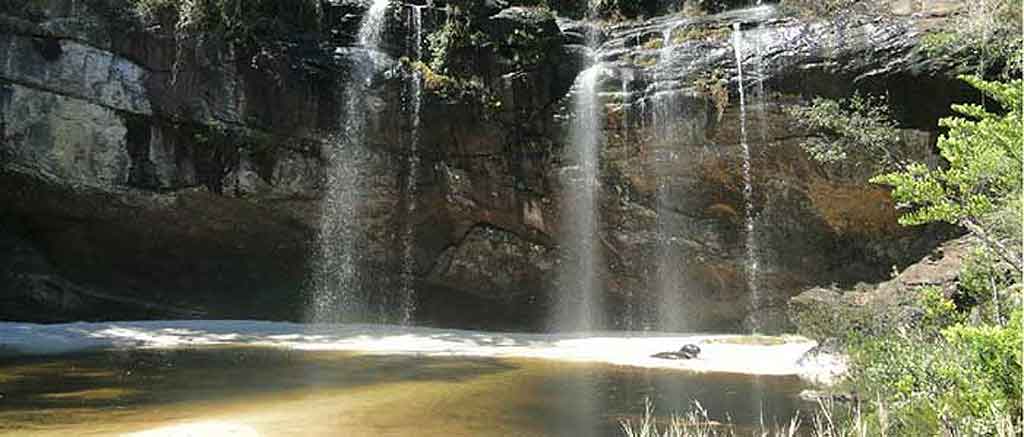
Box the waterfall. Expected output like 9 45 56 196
754 20 768 144
649 23 688 332
732 22 762 332
308 0 390 324
556 63 606 332
397 4 424 326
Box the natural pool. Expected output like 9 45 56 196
0 347 814 437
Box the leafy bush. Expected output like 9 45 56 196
790 76 1023 436
944 311 1023 417
427 3 489 76
918 285 964 329
958 245 1021 324
846 308 1021 436
872 76 1023 275
786 93 907 176
789 286 920 343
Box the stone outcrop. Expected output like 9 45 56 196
788 235 973 341
0 0 966 329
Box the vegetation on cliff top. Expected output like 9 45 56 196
129 0 322 43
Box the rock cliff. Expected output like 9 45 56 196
1 0 966 330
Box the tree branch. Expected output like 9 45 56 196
960 217 1024 276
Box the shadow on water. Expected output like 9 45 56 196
0 348 517 413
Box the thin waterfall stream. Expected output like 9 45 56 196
653 23 688 332
732 22 762 332
399 4 425 326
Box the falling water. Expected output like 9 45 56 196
397 4 424 326
753 18 769 144
308 0 390 324
732 22 762 332
556 64 606 332
660 26 674 61
620 70 638 330
648 23 689 332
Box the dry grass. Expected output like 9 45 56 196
621 398 1020 437
621 399 799 437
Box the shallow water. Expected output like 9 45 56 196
0 347 812 436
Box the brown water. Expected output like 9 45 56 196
0 347 812 436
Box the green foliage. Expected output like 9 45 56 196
129 0 322 45
920 0 1023 79
944 310 1023 415
959 246 1022 324
642 38 664 50
918 285 964 329
405 60 500 110
789 286 920 343
847 318 1020 436
669 26 729 45
871 77 1023 275
787 93 907 175
428 4 555 76
496 10 557 70
792 76 1023 436
427 4 489 75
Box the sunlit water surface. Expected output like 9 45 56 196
0 347 814 436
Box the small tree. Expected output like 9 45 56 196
871 76 1023 275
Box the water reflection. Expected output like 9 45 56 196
0 348 811 436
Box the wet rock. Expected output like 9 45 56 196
651 343 702 360
789 236 971 341
680 343 701 356
426 225 555 301
0 0 966 328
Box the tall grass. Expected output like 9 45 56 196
620 398 1019 437
620 399 800 437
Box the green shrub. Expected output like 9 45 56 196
872 76 1023 275
943 310 1023 418
786 93 907 176
918 285 964 329
847 330 1014 436
959 245 1021 324
404 60 500 110
427 3 489 75
794 76 1023 436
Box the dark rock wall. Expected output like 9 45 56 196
0 0 965 330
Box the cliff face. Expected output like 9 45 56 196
0 0 966 330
